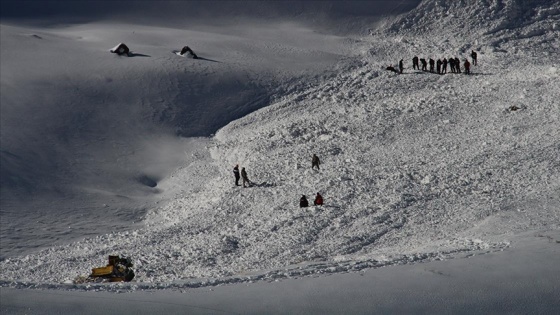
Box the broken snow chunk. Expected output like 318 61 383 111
420 175 434 185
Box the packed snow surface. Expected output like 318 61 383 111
0 0 559 291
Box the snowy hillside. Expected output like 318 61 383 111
1 0 559 301
0 18 352 259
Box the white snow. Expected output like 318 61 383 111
1 0 559 313
2 231 558 314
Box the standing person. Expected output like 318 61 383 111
464 59 471 74
429 58 435 73
314 192 323 206
300 195 309 208
312 154 321 170
412 56 419 70
449 57 456 73
455 57 461 73
442 58 448 74
241 167 250 188
233 164 240 186
436 59 442 74
420 58 427 71
399 59 404 74
471 50 477 65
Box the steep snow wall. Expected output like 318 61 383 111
383 0 560 53
386 0 560 34
367 0 559 71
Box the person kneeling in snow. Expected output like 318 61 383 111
314 192 323 206
386 65 399 74
300 195 309 208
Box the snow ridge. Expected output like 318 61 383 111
379 0 560 61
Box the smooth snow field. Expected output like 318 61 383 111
1 0 559 313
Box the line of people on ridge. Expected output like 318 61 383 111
387 50 477 75
232 154 324 208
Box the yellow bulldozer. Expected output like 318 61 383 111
75 255 135 283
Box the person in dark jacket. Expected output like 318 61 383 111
471 50 477 65
300 195 309 208
442 58 448 74
429 58 435 73
412 56 419 70
241 167 250 188
436 59 442 74
314 193 323 206
449 57 456 73
455 57 461 73
312 154 321 170
233 164 240 186
399 59 404 74
420 58 427 71
464 59 471 75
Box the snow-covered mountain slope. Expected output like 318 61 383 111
378 0 560 65
0 0 559 289
385 0 560 40
0 19 353 258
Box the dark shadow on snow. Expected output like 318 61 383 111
128 53 151 57
252 182 276 188
470 72 493 76
172 51 220 63
197 57 220 63
412 71 436 75
136 174 158 188
407 71 491 76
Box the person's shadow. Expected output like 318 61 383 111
251 181 276 188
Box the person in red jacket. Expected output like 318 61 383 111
314 192 323 206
